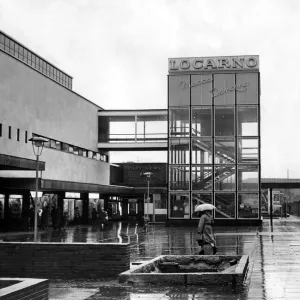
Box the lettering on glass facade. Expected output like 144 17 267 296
169 56 259 72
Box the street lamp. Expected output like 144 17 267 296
143 172 153 223
28 136 48 242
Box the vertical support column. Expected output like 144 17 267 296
135 114 137 142
22 190 31 231
122 199 129 221
81 193 89 224
4 192 10 230
269 188 273 221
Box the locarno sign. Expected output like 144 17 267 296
169 56 259 72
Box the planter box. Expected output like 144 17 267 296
119 255 249 286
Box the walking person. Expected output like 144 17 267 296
74 207 81 229
91 208 97 225
51 207 57 230
195 204 217 255
98 208 108 230
41 206 49 230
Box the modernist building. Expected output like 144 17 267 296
168 56 261 224
0 30 261 230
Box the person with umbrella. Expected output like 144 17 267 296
195 203 217 255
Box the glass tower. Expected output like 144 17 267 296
168 57 260 222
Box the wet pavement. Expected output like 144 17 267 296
2 216 300 299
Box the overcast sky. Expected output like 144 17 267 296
1 0 300 178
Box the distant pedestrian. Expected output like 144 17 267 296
98 208 108 230
41 206 49 230
51 207 57 230
63 211 69 228
197 210 217 255
74 207 81 228
91 208 97 225
29 206 34 230
55 207 63 231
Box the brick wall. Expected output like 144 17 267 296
1 278 49 300
0 242 130 279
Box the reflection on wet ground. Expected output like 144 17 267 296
3 216 300 299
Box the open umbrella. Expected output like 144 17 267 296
194 203 216 212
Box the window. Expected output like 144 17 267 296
82 150 87 157
63 143 69 152
4 36 9 51
17 128 20 141
88 151 93 158
55 141 62 150
24 49 28 62
0 33 4 49
8 126 11 139
78 148 83 156
9 39 14 55
18 46 24 60
73 147 79 155
93 152 97 160
69 145 74 153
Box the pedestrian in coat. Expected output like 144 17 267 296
41 206 49 230
197 210 217 255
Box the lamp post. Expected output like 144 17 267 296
143 172 153 223
28 136 48 242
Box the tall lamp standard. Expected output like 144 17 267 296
28 136 48 242
143 172 153 223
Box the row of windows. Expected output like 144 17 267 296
0 32 72 89
0 124 28 143
32 134 108 163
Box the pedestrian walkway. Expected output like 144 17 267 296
1 216 300 299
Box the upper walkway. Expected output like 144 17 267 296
98 109 167 151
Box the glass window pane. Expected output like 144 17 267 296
63 143 69 152
191 74 213 105
169 165 189 190
55 141 62 150
238 193 259 219
169 107 189 137
215 193 235 219
237 106 258 136
73 147 79 155
238 138 258 163
237 165 259 191
88 151 93 158
83 150 87 157
215 107 234 136
192 166 213 191
192 107 212 136
169 192 190 218
192 138 212 164
192 193 212 218
236 73 258 104
213 74 235 105
44 139 50 148
169 75 190 106
78 148 83 156
0 33 4 49
69 145 74 153
214 165 235 191
169 138 189 164
215 138 235 164
9 40 14 54
50 140 56 148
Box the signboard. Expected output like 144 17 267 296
169 56 259 73
89 193 99 199
65 192 80 198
